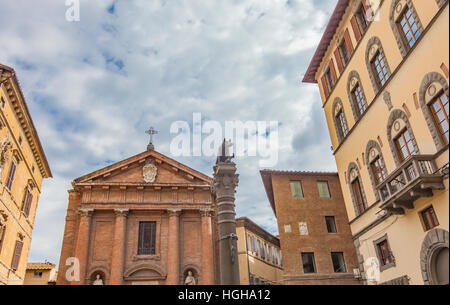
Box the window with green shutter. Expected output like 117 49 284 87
290 181 304 198
317 181 331 198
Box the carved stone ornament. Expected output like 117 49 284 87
0 135 13 172
143 160 158 183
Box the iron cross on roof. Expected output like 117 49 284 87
145 127 158 150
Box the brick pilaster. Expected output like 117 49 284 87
200 209 215 285
72 208 94 285
166 209 181 285
109 208 129 285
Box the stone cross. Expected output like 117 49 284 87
146 127 158 150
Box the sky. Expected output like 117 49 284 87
0 0 338 266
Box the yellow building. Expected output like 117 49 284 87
236 217 283 285
0 64 52 285
23 262 57 285
303 0 449 285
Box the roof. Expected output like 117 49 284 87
302 0 350 83
236 217 280 247
260 170 338 215
0 63 52 178
27 262 56 270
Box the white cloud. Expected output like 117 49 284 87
0 0 337 265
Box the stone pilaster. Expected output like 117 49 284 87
166 208 181 285
213 159 240 285
73 208 94 285
200 209 215 285
109 208 129 285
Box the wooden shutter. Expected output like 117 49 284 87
0 225 6 253
351 15 362 42
321 75 329 98
329 59 337 84
344 29 354 55
5 162 17 190
334 49 344 73
11 240 23 270
25 191 33 218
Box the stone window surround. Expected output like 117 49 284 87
418 204 440 232
418 72 449 151
365 36 392 94
347 70 369 122
386 109 420 167
379 274 410 285
389 0 424 58
132 216 162 261
373 233 396 272
332 97 349 144
365 140 388 201
347 162 368 217
420 228 449 285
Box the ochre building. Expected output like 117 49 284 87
303 0 449 285
0 64 52 285
261 170 360 285
56 147 219 285
236 217 283 285
23 262 57 285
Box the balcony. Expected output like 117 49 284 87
376 155 446 214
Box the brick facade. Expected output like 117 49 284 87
261 171 361 285
56 149 220 285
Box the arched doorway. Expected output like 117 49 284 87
420 228 449 285
431 247 449 285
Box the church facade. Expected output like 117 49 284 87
56 148 220 285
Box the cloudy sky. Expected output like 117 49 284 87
0 0 338 266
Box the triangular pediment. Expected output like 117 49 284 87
73 150 211 186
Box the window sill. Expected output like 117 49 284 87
380 262 396 272
133 254 160 261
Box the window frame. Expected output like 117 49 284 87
325 216 338 233
137 221 156 255
396 6 420 51
428 91 449 145
331 252 347 273
371 50 390 89
351 178 367 215
394 128 416 162
370 156 387 185
420 205 439 231
351 82 368 117
290 180 304 198
317 181 331 198
373 234 396 271
22 187 33 218
5 159 17 191
301 252 317 274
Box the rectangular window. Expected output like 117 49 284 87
5 161 17 191
371 157 387 185
376 240 394 266
356 6 369 34
429 92 449 145
395 129 416 162
337 110 349 138
246 233 250 251
261 242 266 259
256 240 261 256
421 206 439 231
338 41 350 66
371 51 390 88
34 271 43 278
267 245 271 261
0 225 6 254
331 252 347 273
325 68 335 91
325 216 337 233
138 221 156 255
351 83 367 116
22 188 33 218
397 7 421 50
290 181 304 198
352 178 366 215
301 252 316 273
317 181 331 198
251 235 256 253
11 240 23 271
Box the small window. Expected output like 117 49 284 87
138 221 156 255
356 5 369 34
336 109 349 139
317 181 331 198
376 240 394 266
421 206 439 231
331 252 347 273
34 271 43 278
290 181 304 198
260 241 266 259
429 92 449 145
325 68 335 91
256 240 261 256
22 188 33 218
351 178 366 215
5 160 17 191
301 252 316 273
325 216 337 233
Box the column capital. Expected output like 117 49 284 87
200 208 215 217
78 208 94 217
167 208 182 217
114 208 130 217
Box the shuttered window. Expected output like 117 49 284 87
22 188 33 218
5 161 17 191
290 181 304 198
317 181 331 198
11 240 23 271
138 221 156 255
0 225 6 254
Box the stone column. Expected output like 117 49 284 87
166 208 181 285
109 208 129 285
213 147 240 285
200 209 215 285
73 208 94 285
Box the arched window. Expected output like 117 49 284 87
366 37 391 93
419 72 449 150
332 98 349 143
387 109 420 166
390 0 423 57
347 71 369 121
365 140 388 201
347 162 368 217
